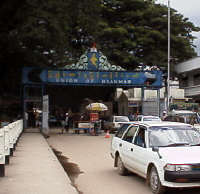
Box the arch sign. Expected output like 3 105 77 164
23 67 162 88
22 50 163 88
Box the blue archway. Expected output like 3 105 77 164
22 48 163 129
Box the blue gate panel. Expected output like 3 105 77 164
22 67 163 88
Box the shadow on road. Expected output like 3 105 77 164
51 146 84 194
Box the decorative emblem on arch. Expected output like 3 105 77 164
64 49 125 71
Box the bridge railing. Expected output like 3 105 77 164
0 119 23 177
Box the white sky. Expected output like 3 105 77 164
156 0 200 55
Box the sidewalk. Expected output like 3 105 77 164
0 130 78 194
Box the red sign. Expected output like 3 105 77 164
90 113 99 122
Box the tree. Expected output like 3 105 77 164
64 0 101 63
97 0 199 70
0 0 101 95
0 0 199 96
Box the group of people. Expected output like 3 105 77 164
26 109 41 128
26 108 105 135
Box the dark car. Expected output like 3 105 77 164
49 115 60 127
38 114 60 127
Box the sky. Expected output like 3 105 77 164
156 0 200 56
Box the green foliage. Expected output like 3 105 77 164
98 0 199 69
0 0 199 95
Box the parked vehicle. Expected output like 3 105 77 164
169 109 198 118
103 115 130 132
164 110 200 131
135 115 162 122
38 114 60 127
111 122 200 194
49 115 60 127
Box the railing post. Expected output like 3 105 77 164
0 128 5 176
4 126 10 164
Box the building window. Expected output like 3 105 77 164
180 77 188 87
194 74 200 85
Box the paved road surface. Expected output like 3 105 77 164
47 130 200 194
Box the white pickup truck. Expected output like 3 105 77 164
166 110 200 131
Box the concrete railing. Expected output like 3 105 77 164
0 119 23 177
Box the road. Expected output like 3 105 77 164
47 130 200 194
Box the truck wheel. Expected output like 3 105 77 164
117 156 128 175
148 166 165 194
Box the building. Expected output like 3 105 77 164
175 57 200 104
116 82 186 116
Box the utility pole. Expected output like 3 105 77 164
167 0 171 113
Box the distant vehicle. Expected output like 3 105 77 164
112 122 135 137
163 115 185 122
49 115 59 127
169 110 197 117
111 122 200 194
38 114 60 127
164 110 200 131
136 115 162 122
103 116 130 133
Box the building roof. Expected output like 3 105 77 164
175 56 200 74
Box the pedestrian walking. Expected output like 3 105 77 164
61 112 69 134
60 113 66 134
35 111 40 128
64 113 69 132
24 111 29 129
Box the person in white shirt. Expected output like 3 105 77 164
162 111 167 120
65 113 69 131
